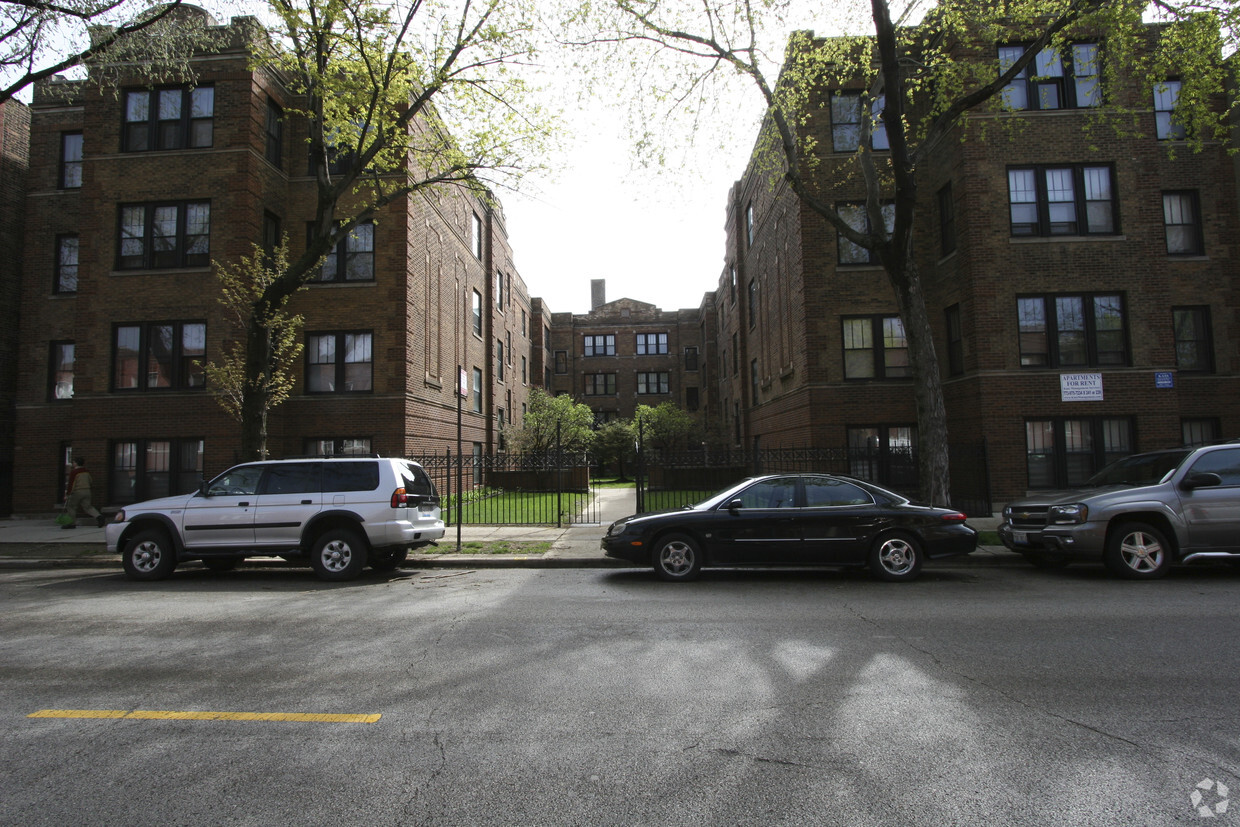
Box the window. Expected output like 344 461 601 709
584 373 616 396
265 99 283 168
830 92 887 152
1163 191 1203 255
118 202 210 269
110 438 203 505
305 438 372 456
1008 165 1116 237
122 86 213 152
685 386 699 411
49 341 74 400
1018 294 1126 368
113 322 206 391
521 355 527 384
945 304 964 376
472 367 482 412
471 212 483 259
1026 418 1132 489
496 339 504 382
843 316 909 379
729 265 737 304
938 183 956 256
472 290 483 337
998 43 1100 111
1182 419 1220 447
495 270 504 309
750 358 759 402
837 201 895 265
1173 307 1213 372
1154 81 1186 140
637 372 669 395
584 334 615 356
747 280 757 327
746 202 755 246
54 234 78 293
312 221 374 282
554 350 567 374
684 346 699 371
306 332 373 393
60 132 82 188
262 212 281 267
636 332 668 355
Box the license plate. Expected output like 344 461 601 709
1012 531 1028 545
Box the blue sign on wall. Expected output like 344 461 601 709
1155 371 1175 389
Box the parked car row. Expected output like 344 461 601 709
104 441 1240 583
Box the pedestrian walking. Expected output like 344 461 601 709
62 457 104 529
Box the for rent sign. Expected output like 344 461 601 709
1061 372 1103 401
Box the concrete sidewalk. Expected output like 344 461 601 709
0 486 1017 570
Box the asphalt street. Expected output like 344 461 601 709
3 563 1239 826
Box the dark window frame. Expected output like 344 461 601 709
54 233 78 294
836 201 894 265
636 332 668 355
584 373 617 396
116 201 211 270
842 315 911 380
1163 190 1204 256
998 42 1101 111
1017 293 1129 369
108 437 204 505
583 334 615 357
112 321 207 392
305 330 374 394
1025 417 1134 489
1154 80 1186 140
265 98 284 168
60 131 82 188
938 183 956 256
1007 164 1118 237
1172 306 1214 373
49 340 74 401
122 85 214 152
636 371 670 395
945 304 964 376
308 220 375 283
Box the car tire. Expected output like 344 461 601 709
202 557 240 573
1023 552 1071 570
653 533 703 582
868 532 923 582
310 529 368 581
121 529 178 581
369 547 408 572
1104 522 1172 579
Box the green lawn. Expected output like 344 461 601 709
444 489 593 524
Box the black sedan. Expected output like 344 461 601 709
602 474 977 582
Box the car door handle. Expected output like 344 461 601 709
301 499 313 505
237 501 250 507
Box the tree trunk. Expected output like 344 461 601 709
239 322 272 462
888 256 951 506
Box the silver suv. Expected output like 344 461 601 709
106 457 444 581
999 443 1240 578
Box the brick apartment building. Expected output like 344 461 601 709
546 279 716 431
0 101 30 516
10 9 534 513
718 26 1240 504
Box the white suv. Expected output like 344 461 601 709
106 457 444 581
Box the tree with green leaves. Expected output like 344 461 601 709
221 0 552 460
505 388 596 457
635 401 697 452
580 0 1237 505
593 418 636 478
202 241 304 460
0 0 223 104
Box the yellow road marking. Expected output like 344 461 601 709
28 709 380 724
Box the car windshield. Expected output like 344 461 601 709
1086 450 1191 487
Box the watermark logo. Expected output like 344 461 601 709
1191 779 1230 818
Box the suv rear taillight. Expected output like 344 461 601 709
391 488 408 508
941 511 967 522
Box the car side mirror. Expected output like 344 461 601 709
1181 472 1223 491
198 481 210 497
727 498 744 513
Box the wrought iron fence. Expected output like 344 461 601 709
634 443 991 517
411 451 599 526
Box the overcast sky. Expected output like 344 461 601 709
501 90 765 316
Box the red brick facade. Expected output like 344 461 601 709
10 13 533 512
717 29 1240 505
